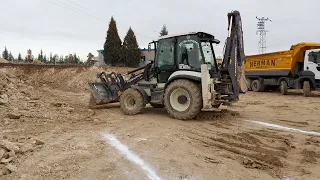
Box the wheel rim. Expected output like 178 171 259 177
169 88 191 112
253 82 257 90
124 96 136 110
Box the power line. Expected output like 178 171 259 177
49 0 156 40
49 0 108 23
256 16 272 54
64 0 105 20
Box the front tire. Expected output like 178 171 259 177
120 88 146 115
303 81 312 97
164 79 202 120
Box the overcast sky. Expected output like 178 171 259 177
0 0 319 61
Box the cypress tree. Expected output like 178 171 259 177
43 55 47 63
8 51 14 61
18 53 22 61
2 46 9 60
122 27 141 67
159 24 168 37
104 16 122 66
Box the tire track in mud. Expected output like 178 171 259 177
177 120 293 178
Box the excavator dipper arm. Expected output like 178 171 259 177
221 10 247 101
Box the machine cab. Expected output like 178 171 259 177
149 32 220 83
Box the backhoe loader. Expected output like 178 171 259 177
87 10 248 120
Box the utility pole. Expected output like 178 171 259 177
256 16 272 54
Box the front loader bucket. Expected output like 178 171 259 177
88 82 118 106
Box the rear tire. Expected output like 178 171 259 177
120 88 146 115
303 81 312 97
280 81 288 95
164 79 202 120
251 80 264 92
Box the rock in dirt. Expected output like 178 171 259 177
0 94 9 105
0 140 20 153
30 95 40 100
0 148 5 159
1 150 16 164
20 143 34 153
6 164 17 172
32 139 44 146
6 112 21 119
1 156 14 164
65 107 74 113
0 164 10 176
2 152 9 159
8 150 16 158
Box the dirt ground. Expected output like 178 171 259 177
0 66 320 180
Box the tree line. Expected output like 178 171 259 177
1 46 83 65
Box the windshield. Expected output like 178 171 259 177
201 41 216 68
308 51 320 64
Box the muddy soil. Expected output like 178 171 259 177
1 66 320 180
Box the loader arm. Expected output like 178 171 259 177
220 10 247 101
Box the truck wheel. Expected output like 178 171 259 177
164 79 202 120
280 81 288 95
150 102 165 108
120 88 146 115
303 81 312 97
251 80 263 92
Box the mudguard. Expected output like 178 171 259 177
130 85 150 104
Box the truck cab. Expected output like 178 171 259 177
304 49 320 82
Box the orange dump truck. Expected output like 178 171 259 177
245 42 320 96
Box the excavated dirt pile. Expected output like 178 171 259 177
0 70 45 177
3 66 133 92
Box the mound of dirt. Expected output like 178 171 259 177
4 66 134 92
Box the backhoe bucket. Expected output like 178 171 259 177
88 82 117 105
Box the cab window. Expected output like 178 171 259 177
177 35 202 70
155 38 175 68
308 51 320 64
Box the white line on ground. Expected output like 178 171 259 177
248 120 320 136
100 133 161 180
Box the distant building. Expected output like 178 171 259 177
95 50 105 67
94 48 155 67
140 48 155 66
